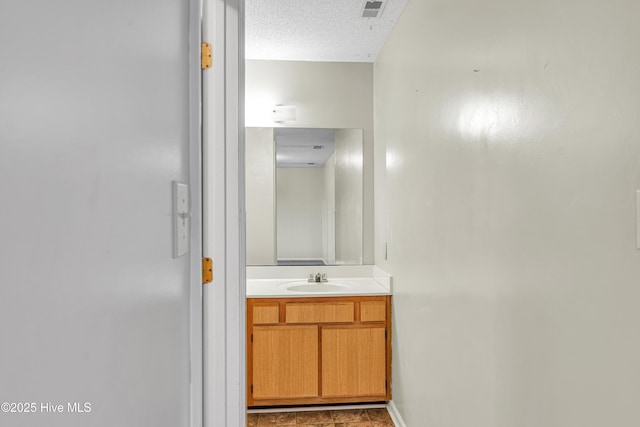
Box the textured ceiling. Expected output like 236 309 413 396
246 0 409 62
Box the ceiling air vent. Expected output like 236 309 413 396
362 1 385 18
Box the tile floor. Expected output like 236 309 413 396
247 408 395 427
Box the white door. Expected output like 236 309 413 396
0 1 201 426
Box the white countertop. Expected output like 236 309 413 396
246 277 391 298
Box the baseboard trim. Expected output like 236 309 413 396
247 402 387 414
386 401 407 427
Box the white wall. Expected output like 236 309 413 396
246 60 374 264
335 129 364 265
277 168 325 260
245 128 276 265
375 0 640 426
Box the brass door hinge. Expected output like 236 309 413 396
202 257 213 284
201 42 212 70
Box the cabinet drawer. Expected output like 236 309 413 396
286 302 355 323
360 301 386 322
253 304 280 324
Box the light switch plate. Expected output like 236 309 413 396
174 182 189 258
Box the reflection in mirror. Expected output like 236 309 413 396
246 127 363 266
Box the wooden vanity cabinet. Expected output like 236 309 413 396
247 296 391 407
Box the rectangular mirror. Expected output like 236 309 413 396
246 127 363 266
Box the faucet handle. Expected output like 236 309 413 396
308 273 315 283
321 273 328 282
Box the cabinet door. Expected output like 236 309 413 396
252 325 319 400
321 327 387 398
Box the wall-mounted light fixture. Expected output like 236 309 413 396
271 105 296 123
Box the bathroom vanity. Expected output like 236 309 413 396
246 277 392 407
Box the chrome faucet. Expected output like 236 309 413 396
308 273 328 283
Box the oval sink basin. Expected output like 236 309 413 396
277 280 357 293
286 283 349 293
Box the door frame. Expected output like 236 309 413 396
189 0 204 426
202 1 246 426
